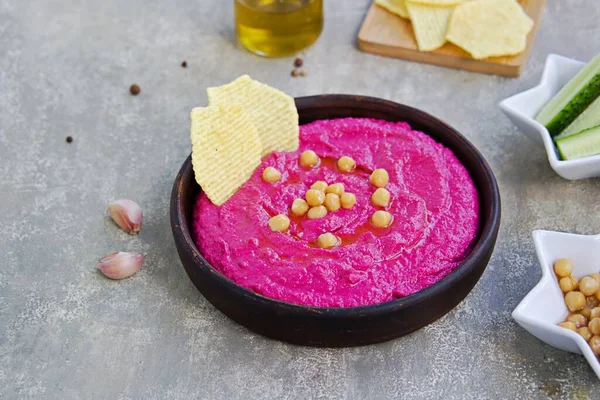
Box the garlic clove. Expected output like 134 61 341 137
98 252 145 280
107 199 142 234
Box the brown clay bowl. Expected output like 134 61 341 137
170 95 501 347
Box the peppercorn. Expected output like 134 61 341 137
129 84 140 96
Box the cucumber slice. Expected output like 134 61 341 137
536 54 600 137
555 125 600 160
557 95 600 139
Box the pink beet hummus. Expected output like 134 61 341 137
192 118 480 308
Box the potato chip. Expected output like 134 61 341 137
207 75 299 156
406 2 455 52
446 0 534 60
190 105 262 206
375 0 409 19
408 0 465 5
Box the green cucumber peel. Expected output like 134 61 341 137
557 95 600 139
536 54 600 137
555 124 600 160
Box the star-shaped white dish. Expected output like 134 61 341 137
512 230 600 379
500 54 600 180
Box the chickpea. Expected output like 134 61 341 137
591 307 600 320
300 150 319 168
291 198 309 217
565 291 586 312
305 189 325 207
567 313 588 328
580 276 600 297
371 188 391 208
559 276 579 293
557 321 577 331
369 168 389 188
590 336 600 355
268 214 290 232
553 258 573 277
317 232 340 249
324 193 341 212
340 193 356 209
325 183 345 197
307 206 327 220
372 210 393 228
582 298 598 318
581 305 593 319
310 181 328 192
337 156 356 173
590 273 600 284
578 327 593 342
262 167 282 183
590 318 600 335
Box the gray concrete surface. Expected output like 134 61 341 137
1 0 600 398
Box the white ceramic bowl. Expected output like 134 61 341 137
512 230 600 379
500 54 600 180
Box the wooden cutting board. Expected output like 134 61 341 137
357 0 546 77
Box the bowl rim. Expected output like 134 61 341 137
171 94 501 317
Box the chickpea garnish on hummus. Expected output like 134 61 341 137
262 167 282 183
305 189 326 207
324 193 341 212
291 199 309 217
318 233 341 249
337 156 356 172
268 214 290 232
371 210 393 228
282 153 395 240
307 205 328 220
371 188 391 208
325 183 345 197
369 168 389 188
340 193 356 209
300 150 320 168
310 180 328 191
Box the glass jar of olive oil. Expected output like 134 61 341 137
235 0 323 57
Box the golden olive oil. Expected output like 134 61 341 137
235 0 323 57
